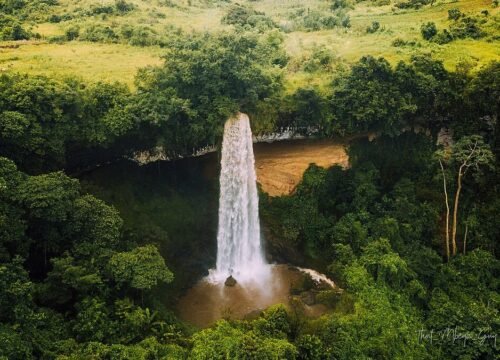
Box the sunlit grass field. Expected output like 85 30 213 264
0 42 163 87
0 0 498 88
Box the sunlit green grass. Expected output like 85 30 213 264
0 0 498 88
285 0 499 88
0 41 163 87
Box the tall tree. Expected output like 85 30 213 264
437 135 494 257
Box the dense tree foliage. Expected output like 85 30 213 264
131 31 286 154
0 20 498 357
261 131 499 359
0 158 178 358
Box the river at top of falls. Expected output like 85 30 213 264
208 113 271 287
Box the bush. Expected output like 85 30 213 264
128 26 162 47
450 16 484 39
80 24 118 43
222 4 261 26
48 35 66 43
433 29 453 44
392 38 406 47
0 14 30 40
315 290 342 307
65 25 79 41
89 4 114 16
366 21 380 33
395 0 431 9
448 8 462 20
391 38 417 47
296 335 324 360
303 48 335 72
221 4 276 31
0 0 26 14
119 24 167 46
297 10 350 31
330 0 353 10
48 13 73 23
420 22 437 40
115 0 134 13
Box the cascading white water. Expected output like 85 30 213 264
209 113 270 286
179 114 338 324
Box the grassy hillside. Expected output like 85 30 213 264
0 0 498 88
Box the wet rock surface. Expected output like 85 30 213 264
224 275 237 287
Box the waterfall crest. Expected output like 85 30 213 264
210 113 269 286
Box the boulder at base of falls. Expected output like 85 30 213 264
225 275 237 287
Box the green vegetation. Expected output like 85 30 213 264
0 0 499 358
0 0 498 87
261 132 499 359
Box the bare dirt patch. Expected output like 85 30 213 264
254 139 348 196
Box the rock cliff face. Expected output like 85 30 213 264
133 138 349 197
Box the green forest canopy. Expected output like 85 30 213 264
0 1 499 358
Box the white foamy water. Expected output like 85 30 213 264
296 267 336 288
209 113 270 287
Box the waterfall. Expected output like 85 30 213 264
210 113 270 286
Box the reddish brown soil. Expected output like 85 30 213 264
253 139 349 196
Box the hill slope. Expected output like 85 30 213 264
0 0 498 87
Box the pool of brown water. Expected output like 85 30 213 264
176 264 331 328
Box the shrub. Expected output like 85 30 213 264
221 4 276 30
297 10 350 31
392 38 406 46
246 14 277 31
330 0 353 10
315 290 342 306
128 26 162 47
48 13 72 23
395 0 431 9
448 8 462 20
420 22 437 40
0 14 30 40
296 335 324 360
303 48 335 72
0 0 26 14
222 4 261 26
392 38 418 47
433 29 453 44
48 34 66 43
65 25 79 41
450 16 484 39
366 21 380 33
89 4 114 16
115 0 134 13
80 24 118 43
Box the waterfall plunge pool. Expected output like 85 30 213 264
177 264 339 328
